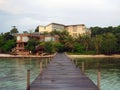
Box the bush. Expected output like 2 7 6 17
54 42 64 52
73 43 85 53
44 42 55 54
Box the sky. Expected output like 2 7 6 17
0 0 120 33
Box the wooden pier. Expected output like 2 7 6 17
29 53 98 90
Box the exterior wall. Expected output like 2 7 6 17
38 26 46 33
16 34 30 55
38 23 89 37
15 34 59 55
38 23 65 33
52 24 65 31
65 25 86 37
46 24 52 32
17 34 29 43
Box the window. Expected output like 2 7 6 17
22 36 29 42
45 37 55 42
73 26 77 32
17 36 21 41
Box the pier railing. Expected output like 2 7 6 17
71 59 101 90
26 54 54 90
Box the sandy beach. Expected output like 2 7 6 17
67 54 120 58
0 53 120 58
0 54 55 58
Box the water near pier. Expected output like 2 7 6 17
0 58 41 90
0 57 120 90
76 58 120 90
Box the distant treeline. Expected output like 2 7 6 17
91 26 120 36
90 26 120 54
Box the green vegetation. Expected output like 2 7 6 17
0 32 16 53
0 25 120 55
91 26 120 54
25 38 39 53
42 26 120 55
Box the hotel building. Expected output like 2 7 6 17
38 23 90 37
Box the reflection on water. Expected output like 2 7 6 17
0 57 120 90
76 58 120 90
0 58 44 90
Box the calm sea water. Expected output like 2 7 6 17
0 58 43 90
76 58 120 90
0 57 119 90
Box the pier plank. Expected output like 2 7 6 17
30 53 97 90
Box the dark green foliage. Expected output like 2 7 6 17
91 25 120 36
115 33 120 53
92 35 102 54
100 33 117 55
3 32 14 40
73 43 85 53
0 32 16 53
54 42 64 52
90 25 120 54
10 26 19 35
1 39 16 53
35 27 39 32
81 35 91 51
25 38 39 53
44 42 55 54
23 31 28 34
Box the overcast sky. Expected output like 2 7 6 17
0 0 120 33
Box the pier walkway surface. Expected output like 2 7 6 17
30 53 97 90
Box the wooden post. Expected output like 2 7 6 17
82 62 84 73
40 61 43 73
49 57 51 63
46 58 48 68
97 64 101 90
75 60 77 67
71 58 74 64
26 69 30 90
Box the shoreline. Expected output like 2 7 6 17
0 54 56 58
0 53 120 58
67 54 120 58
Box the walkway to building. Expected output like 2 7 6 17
30 53 98 90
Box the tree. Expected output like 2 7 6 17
1 39 16 53
44 41 55 54
3 32 14 40
10 26 19 35
25 38 39 53
90 27 103 37
35 27 39 32
23 31 28 34
115 33 120 53
81 35 91 51
64 35 75 52
101 33 117 55
73 43 85 53
92 35 102 54
54 42 64 52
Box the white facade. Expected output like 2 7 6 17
38 23 89 37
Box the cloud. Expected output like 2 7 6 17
0 0 119 14
0 0 120 33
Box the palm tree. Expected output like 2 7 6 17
92 35 102 54
81 34 91 51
